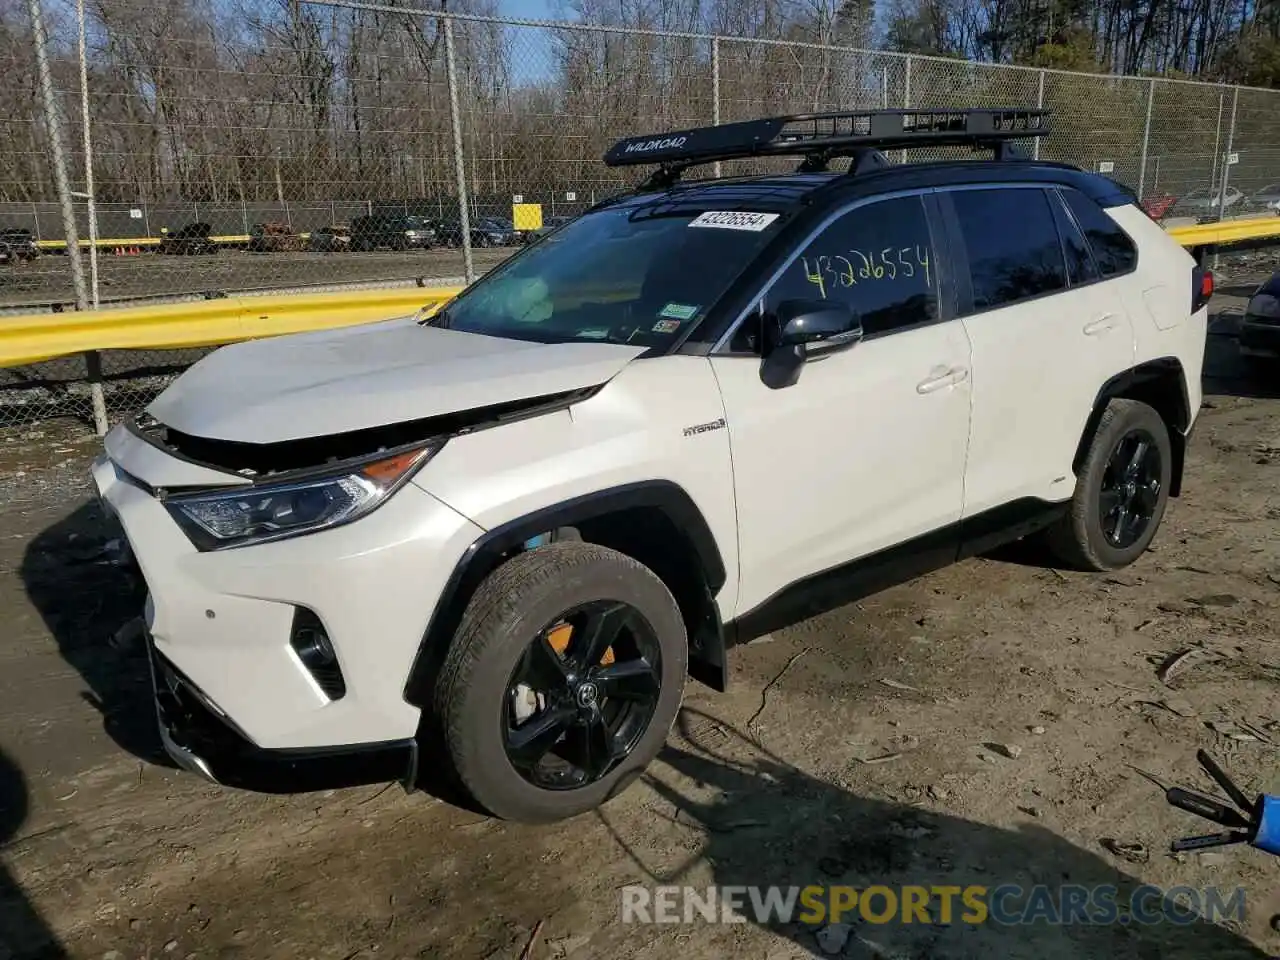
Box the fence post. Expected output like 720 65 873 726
76 0 99 311
712 36 721 179
1137 78 1155 200
1217 85 1239 228
901 55 912 163
1035 70 1045 160
444 17 474 284
29 0 104 435
77 0 107 438
1210 89 1224 199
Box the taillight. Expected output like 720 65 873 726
1193 267 1214 312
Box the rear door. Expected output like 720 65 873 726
943 185 1135 519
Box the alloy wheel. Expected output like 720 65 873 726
503 600 662 791
1099 428 1162 549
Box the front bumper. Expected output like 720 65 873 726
92 440 484 776
146 633 417 791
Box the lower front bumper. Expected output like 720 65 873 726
147 636 417 793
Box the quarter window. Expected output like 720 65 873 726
951 188 1067 313
1050 190 1099 286
762 195 938 339
1061 189 1138 277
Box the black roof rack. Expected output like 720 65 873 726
603 107 1051 190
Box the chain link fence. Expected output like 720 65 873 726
2 0 1279 433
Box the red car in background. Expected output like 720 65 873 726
1141 193 1178 220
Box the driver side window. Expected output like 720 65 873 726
731 195 939 353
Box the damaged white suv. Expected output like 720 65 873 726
93 109 1209 822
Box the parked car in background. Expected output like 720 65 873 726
436 215 522 247
1140 193 1177 220
248 221 304 253
1250 183 1280 214
526 215 575 242
349 215 435 251
0 228 39 262
308 224 351 252
158 222 219 255
1172 186 1244 219
1239 271 1280 365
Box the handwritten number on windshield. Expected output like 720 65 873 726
802 246 930 298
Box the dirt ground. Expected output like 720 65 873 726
2 267 1280 960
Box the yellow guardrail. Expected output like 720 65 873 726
1164 216 1280 247
0 286 460 367
35 233 298 250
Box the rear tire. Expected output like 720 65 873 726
434 541 687 823
1045 398 1172 571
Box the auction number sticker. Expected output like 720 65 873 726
689 211 780 231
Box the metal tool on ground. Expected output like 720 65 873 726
1166 749 1280 856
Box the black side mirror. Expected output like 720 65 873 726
761 299 863 389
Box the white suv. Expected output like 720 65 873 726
92 109 1209 822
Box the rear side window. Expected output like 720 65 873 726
951 188 1067 313
1061 190 1138 278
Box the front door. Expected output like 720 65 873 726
710 194 973 619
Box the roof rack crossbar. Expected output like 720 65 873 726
603 107 1050 188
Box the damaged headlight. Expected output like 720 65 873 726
166 444 439 550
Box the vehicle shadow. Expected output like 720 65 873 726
0 749 67 959
19 500 173 769
618 707 1268 959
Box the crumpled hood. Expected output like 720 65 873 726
146 317 646 444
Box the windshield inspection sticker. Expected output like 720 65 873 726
652 318 683 334
659 302 700 321
688 211 779 232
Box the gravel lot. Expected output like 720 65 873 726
1 272 1279 960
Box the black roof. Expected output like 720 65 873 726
595 159 1135 218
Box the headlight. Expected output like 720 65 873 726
1248 293 1280 318
166 444 439 550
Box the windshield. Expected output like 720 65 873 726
435 205 782 348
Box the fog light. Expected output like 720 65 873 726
290 608 346 700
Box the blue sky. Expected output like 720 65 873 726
497 0 560 21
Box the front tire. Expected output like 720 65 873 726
1046 398 1172 571
434 541 687 823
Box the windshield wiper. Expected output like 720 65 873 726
420 308 451 329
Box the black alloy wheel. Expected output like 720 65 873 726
1099 428 1163 549
503 600 662 790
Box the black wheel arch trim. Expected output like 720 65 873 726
1074 357 1192 498
404 480 729 709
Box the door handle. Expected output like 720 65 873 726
1083 314 1119 336
916 366 968 394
